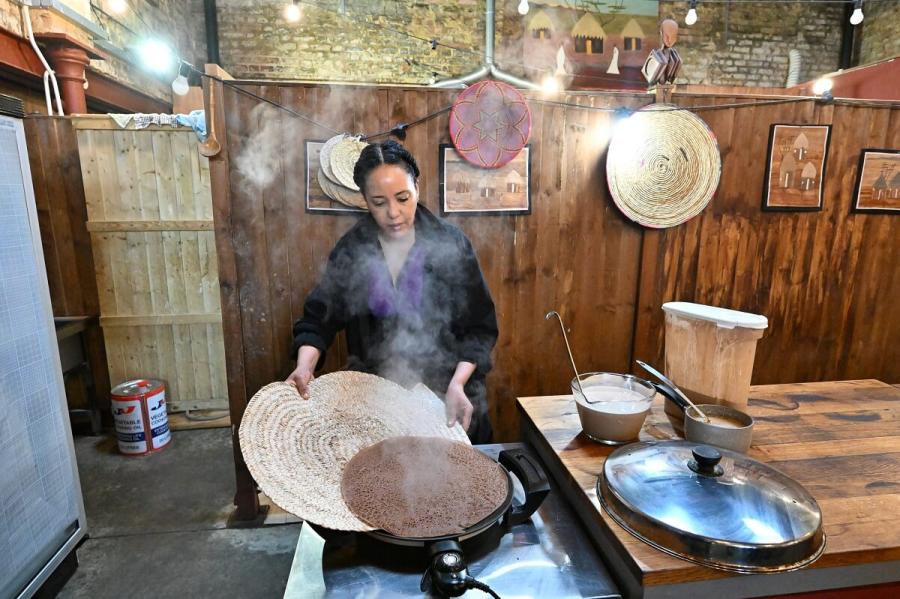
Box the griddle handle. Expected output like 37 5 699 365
499 447 550 528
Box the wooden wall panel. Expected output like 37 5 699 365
73 119 228 412
23 116 111 417
632 101 900 385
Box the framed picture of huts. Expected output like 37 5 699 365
762 124 831 212
521 1 656 90
439 144 531 216
852 149 900 214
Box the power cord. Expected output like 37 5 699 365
465 576 501 599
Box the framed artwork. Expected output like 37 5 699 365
762 124 831 212
439 144 531 215
521 2 657 91
852 149 900 214
305 140 366 214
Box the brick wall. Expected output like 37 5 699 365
215 0 856 88
0 0 206 105
216 0 484 83
858 1 900 66
657 2 844 87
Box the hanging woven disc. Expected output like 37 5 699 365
606 104 721 228
449 80 532 169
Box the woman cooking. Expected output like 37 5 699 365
286 140 498 443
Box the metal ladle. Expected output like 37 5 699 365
636 360 710 423
545 311 587 400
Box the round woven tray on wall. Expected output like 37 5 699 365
606 104 721 228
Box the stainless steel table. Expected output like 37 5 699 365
283 443 621 598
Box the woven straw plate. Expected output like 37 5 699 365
319 134 346 185
449 80 532 169
239 372 468 531
330 137 369 191
318 166 367 210
606 104 721 228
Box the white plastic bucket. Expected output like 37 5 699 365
662 302 767 435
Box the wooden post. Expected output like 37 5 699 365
203 72 261 522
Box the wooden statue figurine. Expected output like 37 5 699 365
642 18 683 87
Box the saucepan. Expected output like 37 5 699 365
637 360 755 453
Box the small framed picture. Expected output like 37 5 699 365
852 149 900 214
439 144 531 216
305 140 366 214
762 124 831 212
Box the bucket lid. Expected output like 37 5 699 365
662 302 768 330
598 441 825 573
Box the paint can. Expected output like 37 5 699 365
111 379 171 456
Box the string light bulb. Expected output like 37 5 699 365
285 2 301 23
136 39 176 74
812 77 833 96
849 1 864 25
518 0 530 16
541 75 559 93
685 1 698 26
171 62 189 96
108 0 128 14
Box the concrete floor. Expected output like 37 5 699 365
58 429 301 599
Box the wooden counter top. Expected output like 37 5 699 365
518 379 900 598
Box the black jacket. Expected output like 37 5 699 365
292 205 498 398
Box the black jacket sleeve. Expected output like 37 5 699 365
291 241 353 364
452 235 499 375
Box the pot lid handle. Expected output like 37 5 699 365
688 446 724 477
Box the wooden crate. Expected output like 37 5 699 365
73 116 227 411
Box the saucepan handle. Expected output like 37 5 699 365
650 381 689 412
499 447 551 528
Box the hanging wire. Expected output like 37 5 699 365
189 64 342 135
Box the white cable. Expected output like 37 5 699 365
42 71 52 115
22 4 65 115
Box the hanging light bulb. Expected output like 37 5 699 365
849 1 864 25
518 0 530 16
812 77 833 96
285 2 301 23
136 39 176 74
108 0 128 15
685 0 698 26
541 75 559 93
171 62 189 96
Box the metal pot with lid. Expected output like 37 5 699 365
598 441 826 573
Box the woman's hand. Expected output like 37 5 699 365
285 346 321 399
445 381 473 431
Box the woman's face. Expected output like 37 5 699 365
363 164 418 239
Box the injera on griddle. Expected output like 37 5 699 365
341 436 509 538
239 373 469 531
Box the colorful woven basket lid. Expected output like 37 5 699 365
606 104 721 228
449 80 532 169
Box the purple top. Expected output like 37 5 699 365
368 244 426 318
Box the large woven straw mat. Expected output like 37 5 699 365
239 372 468 531
319 134 346 184
318 165 367 210
606 104 721 228
330 136 369 191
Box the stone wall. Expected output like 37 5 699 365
214 1 860 88
858 1 900 66
657 2 844 87
216 0 485 83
